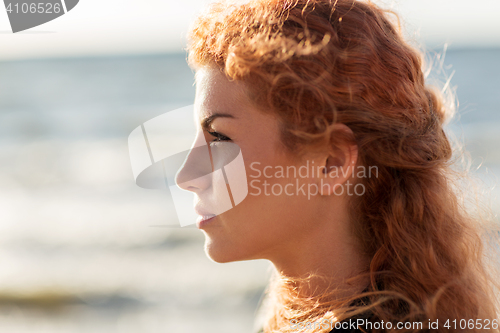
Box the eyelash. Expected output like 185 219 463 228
207 130 231 142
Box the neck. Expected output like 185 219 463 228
269 198 369 300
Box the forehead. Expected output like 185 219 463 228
194 67 251 120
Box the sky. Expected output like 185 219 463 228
0 0 499 61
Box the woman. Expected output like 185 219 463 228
178 0 500 331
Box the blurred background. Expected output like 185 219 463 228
0 0 499 332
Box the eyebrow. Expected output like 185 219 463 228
201 113 236 130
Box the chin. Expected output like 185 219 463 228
204 239 236 263
203 237 254 263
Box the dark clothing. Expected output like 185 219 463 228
329 289 373 333
256 287 376 333
328 310 373 332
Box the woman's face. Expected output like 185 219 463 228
177 66 346 264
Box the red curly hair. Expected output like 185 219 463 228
187 0 500 331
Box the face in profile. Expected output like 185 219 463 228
176 66 356 266
175 0 500 326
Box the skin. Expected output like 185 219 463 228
176 66 369 297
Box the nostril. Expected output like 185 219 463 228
175 164 202 192
174 139 214 192
175 170 189 190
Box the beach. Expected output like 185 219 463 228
0 49 498 332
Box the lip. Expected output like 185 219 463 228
196 214 217 228
194 206 216 228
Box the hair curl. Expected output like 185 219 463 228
187 0 500 331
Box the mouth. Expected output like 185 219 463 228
194 206 217 228
196 214 217 228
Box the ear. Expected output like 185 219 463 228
317 124 358 195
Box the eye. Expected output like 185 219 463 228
207 130 231 143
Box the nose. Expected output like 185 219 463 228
175 130 213 193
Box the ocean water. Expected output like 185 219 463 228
0 49 499 332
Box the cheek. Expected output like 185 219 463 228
204 161 320 261
209 168 235 215
240 162 318 230
216 133 319 239
223 179 318 260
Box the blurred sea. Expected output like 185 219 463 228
0 49 499 332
